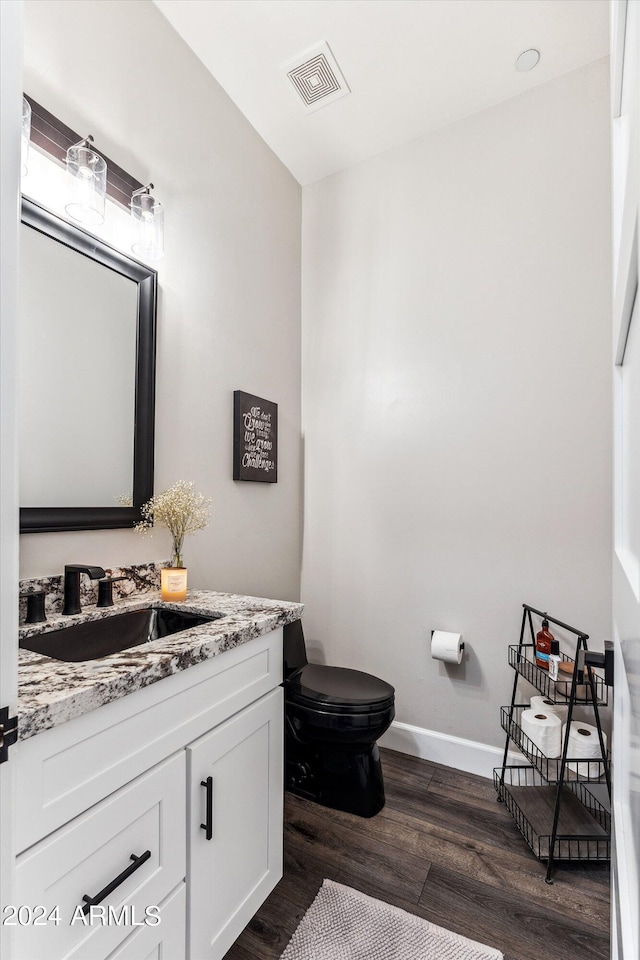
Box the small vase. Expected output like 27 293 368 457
161 565 188 602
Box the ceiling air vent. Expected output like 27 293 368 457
282 41 350 114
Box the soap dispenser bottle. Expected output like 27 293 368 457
535 618 554 670
548 639 561 680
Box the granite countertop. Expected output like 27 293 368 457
18 590 303 741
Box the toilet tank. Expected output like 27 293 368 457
283 619 308 677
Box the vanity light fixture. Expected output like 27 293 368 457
65 135 107 226
21 97 31 177
131 183 164 261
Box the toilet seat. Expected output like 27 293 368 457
285 663 395 715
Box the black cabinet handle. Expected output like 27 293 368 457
200 776 213 840
81 850 151 915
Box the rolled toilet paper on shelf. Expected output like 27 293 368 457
562 722 607 779
520 709 562 758
530 696 569 725
431 631 464 664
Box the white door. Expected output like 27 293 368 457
186 687 283 960
610 3 640 959
0 2 23 958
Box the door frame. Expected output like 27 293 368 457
610 2 640 958
0 1 23 957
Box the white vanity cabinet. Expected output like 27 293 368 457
14 627 284 960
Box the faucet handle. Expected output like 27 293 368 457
97 576 127 608
21 590 47 624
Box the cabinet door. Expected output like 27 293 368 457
187 687 283 960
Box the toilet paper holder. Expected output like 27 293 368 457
430 630 464 664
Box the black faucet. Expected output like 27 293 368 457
62 565 106 616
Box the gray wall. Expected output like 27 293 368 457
20 0 302 602
301 60 612 748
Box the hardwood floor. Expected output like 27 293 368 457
224 749 610 960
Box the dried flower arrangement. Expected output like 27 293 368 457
135 480 212 568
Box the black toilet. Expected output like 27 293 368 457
283 620 395 818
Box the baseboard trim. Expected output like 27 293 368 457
379 720 523 780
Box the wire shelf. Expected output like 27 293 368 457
500 607 611 879
508 644 608 706
494 766 610 862
500 705 609 783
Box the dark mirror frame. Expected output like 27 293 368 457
20 198 157 534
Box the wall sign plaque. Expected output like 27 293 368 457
233 391 278 483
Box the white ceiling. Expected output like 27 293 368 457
153 0 609 186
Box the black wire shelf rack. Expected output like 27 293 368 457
496 604 612 882
494 765 610 863
500 705 609 784
508 644 608 706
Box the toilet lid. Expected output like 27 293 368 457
286 663 395 713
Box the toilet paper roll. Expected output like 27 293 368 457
562 722 607 779
431 630 464 664
521 709 562 758
530 696 569 725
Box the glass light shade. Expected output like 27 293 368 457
65 144 107 225
131 192 164 260
161 567 188 602
22 97 31 177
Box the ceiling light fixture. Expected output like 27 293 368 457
515 49 541 72
65 135 107 225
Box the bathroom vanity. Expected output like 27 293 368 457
14 586 303 960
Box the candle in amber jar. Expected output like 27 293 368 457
161 567 188 602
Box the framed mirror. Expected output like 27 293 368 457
19 198 157 533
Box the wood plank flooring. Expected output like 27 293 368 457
224 749 610 960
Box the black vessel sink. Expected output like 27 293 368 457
20 607 223 662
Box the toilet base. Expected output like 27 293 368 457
285 739 386 818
